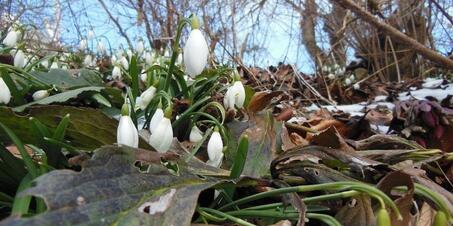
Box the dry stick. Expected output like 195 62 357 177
291 65 336 106
332 0 453 69
97 0 133 49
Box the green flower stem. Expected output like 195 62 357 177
197 207 256 226
164 18 190 97
218 181 401 219
185 127 213 162
171 96 210 128
306 213 342 226
226 209 299 220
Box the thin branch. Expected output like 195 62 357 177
97 0 133 49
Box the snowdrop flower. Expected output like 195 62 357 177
149 106 173 153
223 81 245 109
176 53 183 65
349 74 356 82
120 56 129 70
136 39 144 55
140 69 148 83
183 16 209 78
14 50 25 68
2 30 18 47
137 86 156 110
149 115 173 153
32 90 49 101
41 59 49 68
79 39 87 50
126 49 133 60
97 40 106 55
112 66 121 80
207 130 223 167
117 103 139 148
328 73 335 80
353 83 360 90
189 125 203 143
110 55 118 65
322 65 328 73
164 49 170 58
0 77 11 104
83 55 93 67
149 108 164 134
87 29 95 40
50 61 59 69
144 51 153 65
345 78 352 86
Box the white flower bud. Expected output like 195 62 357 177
328 73 335 80
183 29 209 77
112 66 121 80
32 90 49 101
120 56 129 70
189 125 203 143
87 30 95 40
149 117 173 153
149 108 164 134
2 30 18 47
97 41 106 54
0 78 11 104
79 39 87 50
137 86 156 110
117 115 138 148
207 131 223 167
14 50 25 68
136 39 144 55
50 61 59 69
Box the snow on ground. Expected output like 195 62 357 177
299 79 452 132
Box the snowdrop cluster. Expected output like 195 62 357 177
322 64 345 76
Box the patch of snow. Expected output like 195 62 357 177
370 124 390 134
422 78 443 88
374 95 388 102
398 84 452 101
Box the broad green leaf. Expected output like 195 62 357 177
0 146 220 226
31 69 103 90
13 87 104 112
0 106 151 150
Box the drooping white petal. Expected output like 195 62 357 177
97 41 106 54
50 62 59 69
223 86 235 110
344 78 352 86
79 39 87 50
183 29 209 78
87 30 95 40
149 117 173 153
149 108 164 134
140 70 148 83
120 56 129 70
0 78 11 104
353 83 360 90
117 115 139 148
111 55 118 65
137 86 156 110
136 40 144 55
14 50 25 68
145 51 153 65
328 73 335 80
232 81 245 108
189 126 203 143
32 90 49 101
112 66 121 80
176 53 183 65
83 55 93 67
2 30 18 47
207 131 223 167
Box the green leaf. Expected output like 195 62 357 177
91 93 111 107
13 86 104 112
0 146 220 226
11 173 33 216
0 106 151 150
130 55 139 99
31 69 103 90
0 122 38 178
